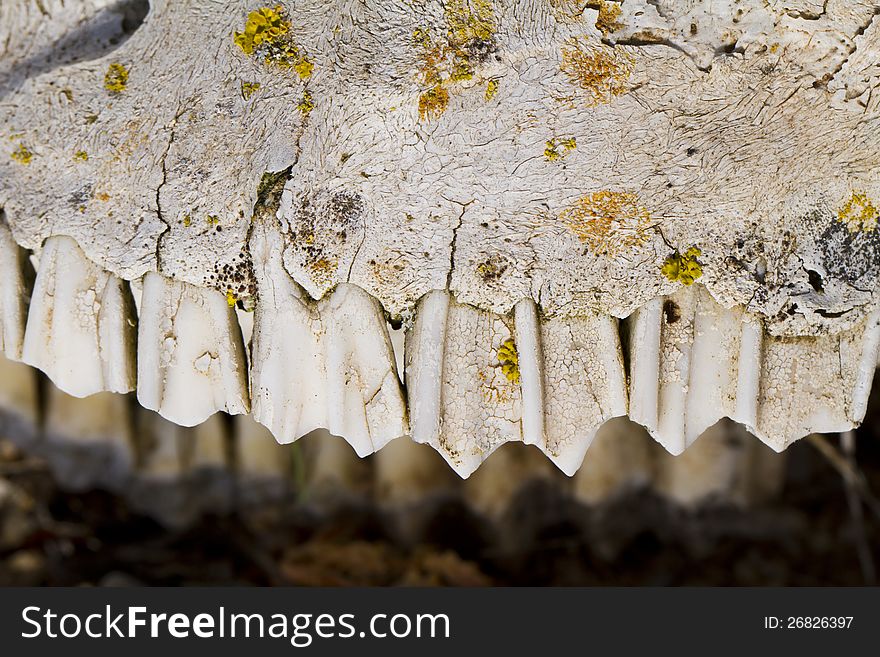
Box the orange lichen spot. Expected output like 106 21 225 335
560 190 652 256
10 143 33 165
560 40 634 106
241 81 261 99
838 191 879 233
95 191 111 202
104 63 129 93
594 1 623 35
234 5 313 80
418 86 450 120
497 338 520 385
73 150 88 161
308 257 337 286
661 247 703 285
544 136 577 161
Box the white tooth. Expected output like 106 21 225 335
463 442 556 519
654 420 786 506
753 309 880 450
137 272 249 426
407 292 521 476
529 304 628 474
43 388 134 491
373 436 459 507
323 284 407 455
0 353 39 443
0 219 30 360
571 416 655 505
249 220 406 455
22 235 136 397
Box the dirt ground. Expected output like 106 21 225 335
2 408 880 587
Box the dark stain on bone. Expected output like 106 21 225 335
819 215 880 287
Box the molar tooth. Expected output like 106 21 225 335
22 235 137 397
300 429 371 508
233 414 295 504
137 272 249 426
407 292 521 476
43 387 134 491
531 306 628 474
0 219 30 360
249 220 406 454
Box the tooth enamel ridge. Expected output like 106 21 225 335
137 272 250 427
21 235 137 397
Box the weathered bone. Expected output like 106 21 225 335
0 217 30 360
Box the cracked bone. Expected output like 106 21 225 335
0 0 879 485
137 272 250 426
22 235 137 397
249 217 407 456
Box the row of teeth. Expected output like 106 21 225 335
2 221 877 479
0 349 786 528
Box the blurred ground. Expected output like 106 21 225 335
1 419 879 586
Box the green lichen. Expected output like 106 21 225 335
104 63 129 93
661 247 703 285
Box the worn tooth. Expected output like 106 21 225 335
407 291 521 476
22 235 136 397
654 420 786 506
43 387 134 491
571 416 655 505
524 301 629 474
373 436 459 507
0 218 30 360
250 220 406 455
0 353 39 445
137 272 249 426
180 413 234 513
233 414 294 503
752 308 880 450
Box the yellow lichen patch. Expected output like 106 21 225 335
104 63 129 93
560 40 634 106
560 190 652 256
182 213 192 227
418 86 449 120
241 81 261 99
413 0 497 121
497 338 520 385
485 78 499 100
661 247 703 285
544 136 577 161
297 90 314 117
234 5 313 80
226 288 238 308
838 191 879 233
206 214 220 227
73 150 88 161
594 1 623 35
10 143 33 165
